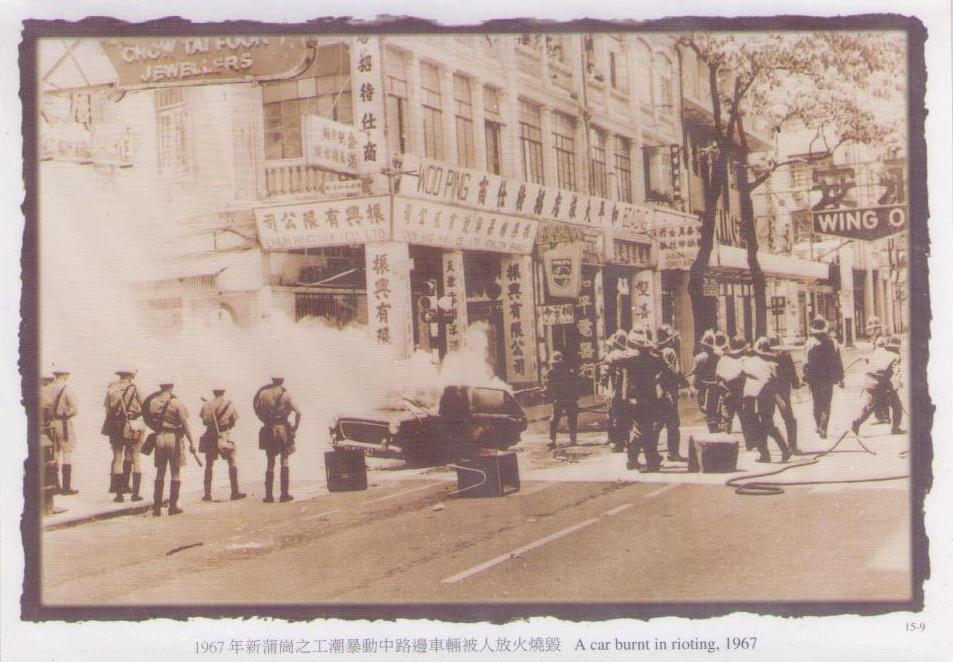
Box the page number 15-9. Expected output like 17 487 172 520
905 622 926 632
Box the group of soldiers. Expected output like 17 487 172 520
39 372 303 517
543 314 906 473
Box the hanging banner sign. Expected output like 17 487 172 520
302 116 360 175
611 239 656 269
351 35 388 176
398 155 654 232
99 36 314 89
538 304 575 325
392 196 537 254
255 195 390 251
542 242 584 300
812 205 908 240
501 256 538 384
651 208 702 270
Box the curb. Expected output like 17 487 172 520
44 501 159 531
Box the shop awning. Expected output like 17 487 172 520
135 250 264 291
716 245 829 281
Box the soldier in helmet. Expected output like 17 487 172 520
101 370 144 503
49 370 79 495
600 329 630 453
543 352 581 450
693 329 725 433
254 377 301 503
199 388 246 501
802 317 845 439
851 335 905 436
766 335 803 454
747 338 792 463
656 324 688 462
618 325 673 473
143 382 196 516
866 317 890 425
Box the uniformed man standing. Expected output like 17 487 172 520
619 326 671 473
656 324 688 462
693 330 725 433
102 370 144 503
865 317 890 425
39 373 64 515
767 335 803 454
49 370 79 495
600 329 630 453
715 336 748 438
802 317 844 439
747 338 791 463
254 377 301 503
851 335 905 436
143 382 196 516
199 388 246 501
543 352 581 450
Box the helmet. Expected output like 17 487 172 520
810 317 829 335
726 335 748 356
713 331 729 351
626 326 650 349
753 336 773 356
657 324 678 346
609 329 628 351
767 334 782 348
700 329 716 349
551 352 565 364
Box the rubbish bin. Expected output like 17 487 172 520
325 449 368 492
454 450 520 498
687 433 740 473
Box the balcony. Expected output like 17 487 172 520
264 162 350 199
548 59 574 92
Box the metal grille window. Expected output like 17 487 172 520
589 127 608 198
613 135 633 203
262 43 352 160
519 100 544 184
155 88 189 174
384 48 409 156
420 62 444 160
484 86 504 175
552 111 577 191
453 74 475 167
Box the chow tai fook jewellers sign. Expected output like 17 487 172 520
812 205 908 240
398 155 653 233
99 36 314 89
255 196 390 251
392 197 538 255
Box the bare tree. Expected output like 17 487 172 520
679 32 903 338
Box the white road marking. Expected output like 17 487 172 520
302 509 341 521
517 481 556 497
442 518 600 584
603 502 635 516
365 483 438 504
644 484 679 499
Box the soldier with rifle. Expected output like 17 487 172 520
142 382 197 516
102 370 144 503
254 377 301 503
199 388 246 501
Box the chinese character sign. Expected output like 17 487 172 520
351 35 387 176
303 115 360 175
392 197 537 254
632 269 658 333
575 269 600 381
365 242 412 357
501 256 538 384
442 251 468 353
651 208 702 270
255 196 390 251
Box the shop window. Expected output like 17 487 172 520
519 100 544 184
262 43 352 161
420 62 444 160
552 111 577 191
643 144 674 203
384 48 409 157
453 74 475 168
589 127 608 198
155 88 189 174
613 135 633 203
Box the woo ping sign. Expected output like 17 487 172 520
812 205 908 240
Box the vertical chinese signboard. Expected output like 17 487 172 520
633 269 658 333
442 251 468 353
575 269 600 388
351 35 388 176
500 256 538 385
365 242 413 359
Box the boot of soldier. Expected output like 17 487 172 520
263 470 275 503
152 478 164 517
122 460 132 493
53 465 62 495
168 480 183 515
229 466 246 500
279 466 294 502
202 465 213 501
131 472 143 502
60 464 79 495
112 472 125 503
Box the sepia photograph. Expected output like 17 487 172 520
11 7 944 644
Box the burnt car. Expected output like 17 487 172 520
329 385 527 465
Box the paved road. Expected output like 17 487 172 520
42 470 909 606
